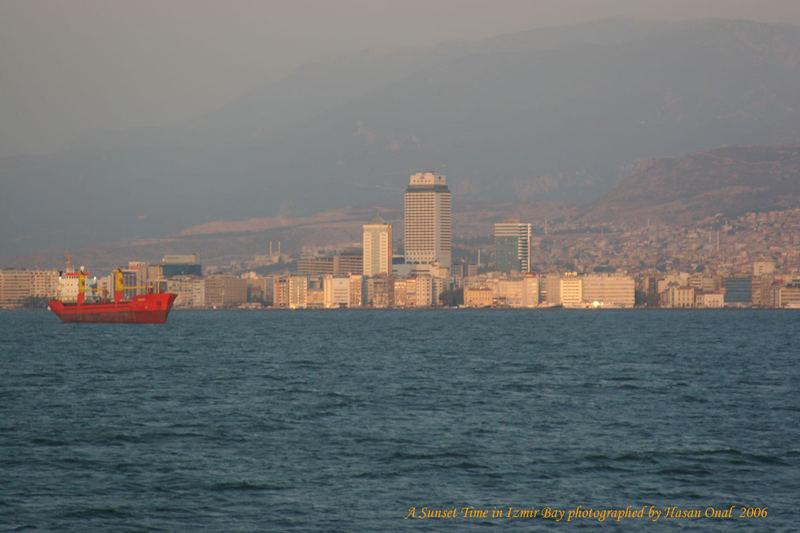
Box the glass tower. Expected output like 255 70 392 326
494 219 532 273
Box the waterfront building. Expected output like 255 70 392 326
658 273 690 294
581 274 635 308
324 275 350 309
775 285 800 308
464 287 493 308
494 219 532 274
274 277 290 308
522 275 539 308
0 269 61 305
696 292 724 308
752 275 777 307
364 275 393 308
409 275 434 307
261 276 275 306
241 273 269 305
363 217 392 277
30 270 59 299
661 285 695 308
307 286 325 309
432 276 447 306
288 276 308 309
393 279 407 308
0 270 33 306
404 172 451 270
724 277 752 307
560 274 582 307
496 279 524 307
540 273 561 306
167 276 206 308
348 274 363 307
205 276 248 308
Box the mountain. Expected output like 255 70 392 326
582 144 800 223
8 143 799 270
3 19 800 258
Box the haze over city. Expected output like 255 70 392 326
3 0 800 156
2 1 800 276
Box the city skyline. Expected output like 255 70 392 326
3 166 799 310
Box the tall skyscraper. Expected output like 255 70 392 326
404 172 451 270
363 216 392 277
494 219 532 273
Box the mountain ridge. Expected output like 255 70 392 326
583 144 800 223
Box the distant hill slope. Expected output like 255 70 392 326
8 144 800 268
4 19 800 258
582 144 800 223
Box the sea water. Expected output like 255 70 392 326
1 310 798 531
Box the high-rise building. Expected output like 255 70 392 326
404 172 451 270
363 216 392 277
494 219 532 273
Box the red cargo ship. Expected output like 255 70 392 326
49 268 177 323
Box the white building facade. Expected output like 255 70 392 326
404 172 451 271
363 217 392 277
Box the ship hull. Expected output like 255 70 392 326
49 293 177 323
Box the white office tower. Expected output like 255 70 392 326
403 172 451 270
362 216 393 277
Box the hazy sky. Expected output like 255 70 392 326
2 0 800 156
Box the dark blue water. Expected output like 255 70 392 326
1 310 798 531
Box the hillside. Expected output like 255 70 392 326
582 144 800 223
5 201 577 271
8 143 799 270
